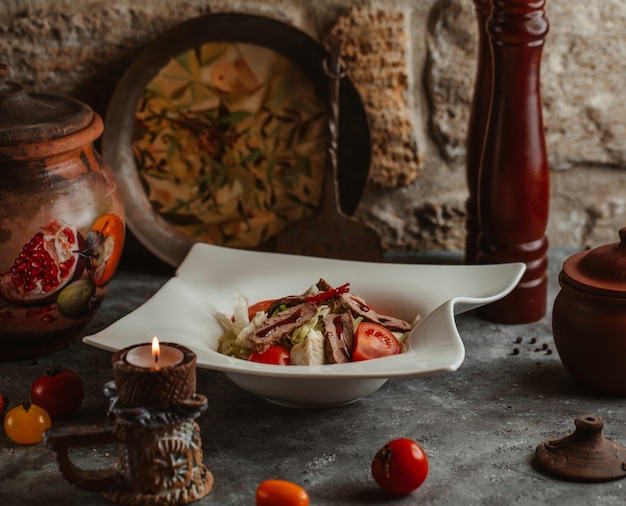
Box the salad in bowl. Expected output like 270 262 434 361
217 279 420 366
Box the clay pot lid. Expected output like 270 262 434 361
0 63 93 146
535 414 626 482
561 227 626 298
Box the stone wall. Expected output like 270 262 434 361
2 0 625 256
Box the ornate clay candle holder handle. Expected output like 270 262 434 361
43 422 121 492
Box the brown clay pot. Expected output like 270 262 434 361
0 63 125 360
552 228 626 395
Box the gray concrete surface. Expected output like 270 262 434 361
2 248 626 505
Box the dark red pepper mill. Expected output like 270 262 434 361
475 0 550 323
464 0 492 265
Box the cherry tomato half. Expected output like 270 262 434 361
4 399 52 445
371 438 429 496
30 363 84 419
352 321 401 361
249 345 291 365
248 299 275 320
256 479 310 506
0 393 6 416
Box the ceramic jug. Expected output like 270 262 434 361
0 63 125 360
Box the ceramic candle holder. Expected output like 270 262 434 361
44 343 213 505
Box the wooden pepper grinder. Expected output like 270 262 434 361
465 0 493 265
477 0 550 323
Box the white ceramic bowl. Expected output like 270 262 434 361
84 243 525 408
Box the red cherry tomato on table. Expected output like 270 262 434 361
30 363 84 419
4 399 52 445
371 438 429 496
249 345 291 365
256 479 310 506
0 393 6 416
352 321 401 361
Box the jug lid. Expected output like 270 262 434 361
0 63 93 146
562 227 626 298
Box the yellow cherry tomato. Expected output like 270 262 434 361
4 399 52 444
256 479 310 506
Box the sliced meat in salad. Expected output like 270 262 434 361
216 279 420 365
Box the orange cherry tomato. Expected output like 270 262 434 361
89 214 125 286
352 321 401 361
256 479 310 506
4 399 52 445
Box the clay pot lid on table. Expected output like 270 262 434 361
561 227 626 298
0 62 93 147
536 414 626 482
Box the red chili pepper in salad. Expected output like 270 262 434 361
304 282 350 305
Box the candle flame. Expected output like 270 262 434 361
152 336 160 364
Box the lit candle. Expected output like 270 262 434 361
125 336 184 369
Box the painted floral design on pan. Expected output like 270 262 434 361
132 42 328 248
